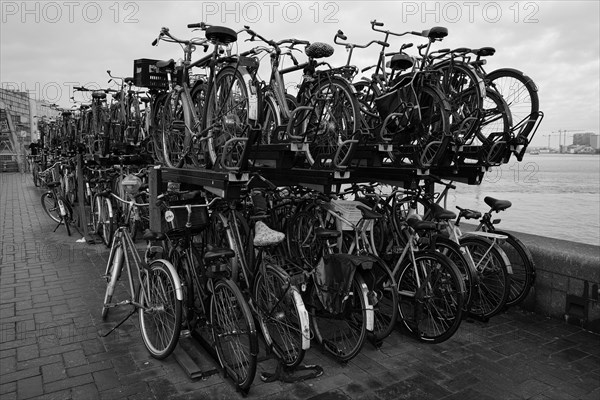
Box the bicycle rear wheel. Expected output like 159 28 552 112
396 251 464 343
102 243 123 320
493 232 535 307
138 260 182 359
311 272 370 362
161 91 194 168
211 278 258 394
460 236 511 319
253 262 309 368
97 196 114 247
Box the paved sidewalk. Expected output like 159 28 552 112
1 172 599 400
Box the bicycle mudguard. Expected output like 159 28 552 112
149 259 184 301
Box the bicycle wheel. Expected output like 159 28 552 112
433 60 484 140
299 76 359 169
476 88 513 164
286 210 323 267
58 197 73 236
396 251 464 343
161 90 194 168
311 272 370 362
493 232 535 307
260 93 283 145
210 278 258 394
139 260 182 359
97 196 114 247
102 243 123 320
486 68 539 138
204 66 251 170
41 192 61 223
359 256 398 343
64 173 77 205
432 236 475 313
460 236 511 319
253 262 309 368
32 163 40 187
151 93 168 164
190 83 209 167
127 96 141 143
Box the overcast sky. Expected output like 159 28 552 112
1 0 598 147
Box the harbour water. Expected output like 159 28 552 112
443 154 600 246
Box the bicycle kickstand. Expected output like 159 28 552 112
52 218 64 233
98 307 136 337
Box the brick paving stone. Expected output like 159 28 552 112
17 374 44 399
41 362 67 383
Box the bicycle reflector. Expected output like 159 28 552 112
121 174 142 194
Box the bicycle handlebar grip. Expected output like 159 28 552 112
377 41 390 47
372 21 384 27
336 30 347 40
152 38 158 46
187 23 202 28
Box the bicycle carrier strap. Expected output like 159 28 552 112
314 254 373 314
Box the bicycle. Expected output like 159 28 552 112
151 23 257 170
204 186 311 369
393 179 513 319
40 179 75 236
160 194 259 393
242 27 361 169
106 70 143 148
100 193 183 360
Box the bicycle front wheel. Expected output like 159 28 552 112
205 66 252 170
161 90 194 168
41 191 61 223
138 260 182 359
460 236 511 319
396 251 464 343
360 256 399 344
97 196 114 247
102 244 123 320
253 262 309 368
486 68 539 138
211 278 258 394
311 272 371 362
299 76 359 169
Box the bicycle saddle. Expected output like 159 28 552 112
204 247 235 262
92 91 106 99
315 228 341 239
305 42 334 59
254 221 285 247
423 26 448 40
155 59 175 70
143 229 166 241
389 54 414 71
356 204 382 220
475 47 495 57
406 217 437 231
430 203 456 220
205 25 237 44
46 181 61 189
484 196 512 212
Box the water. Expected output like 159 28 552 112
441 154 600 246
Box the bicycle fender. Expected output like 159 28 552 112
237 66 259 121
487 68 538 92
150 259 184 301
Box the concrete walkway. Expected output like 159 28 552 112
1 172 599 400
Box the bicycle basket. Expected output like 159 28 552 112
164 200 209 233
325 199 364 231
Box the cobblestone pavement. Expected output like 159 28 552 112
1 172 599 400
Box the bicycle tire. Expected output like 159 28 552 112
460 236 511 319
433 60 484 140
102 243 123 320
253 262 309 368
485 68 539 138
161 90 194 168
493 231 535 307
151 93 168 164
396 251 464 343
97 196 114 247
260 93 283 145
32 164 40 187
138 260 182 359
211 278 258 393
298 76 359 169
204 66 252 170
475 89 513 165
311 272 370 362
431 236 476 313
41 192 61 223
127 96 141 143
58 197 73 236
190 83 209 167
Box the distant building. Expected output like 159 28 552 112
591 134 599 150
573 132 595 146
